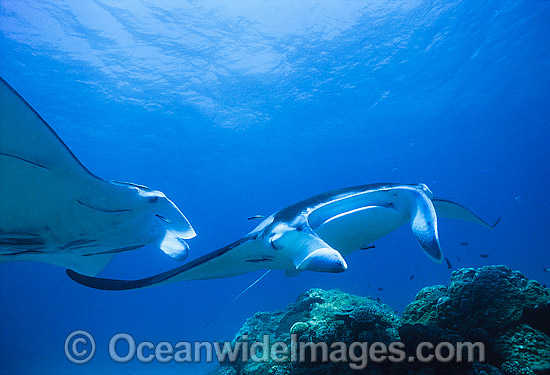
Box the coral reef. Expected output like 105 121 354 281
403 265 550 373
437 266 549 332
495 324 550 372
501 360 536 375
211 266 550 375
401 284 448 326
218 288 400 374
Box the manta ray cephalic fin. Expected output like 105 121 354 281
410 189 443 263
281 229 348 273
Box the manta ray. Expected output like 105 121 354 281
67 183 499 290
0 77 195 276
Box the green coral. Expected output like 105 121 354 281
495 324 550 372
437 265 550 331
290 322 309 337
500 360 536 375
401 284 448 326
214 288 400 375
402 265 550 374
212 266 550 375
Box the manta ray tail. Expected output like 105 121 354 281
410 189 443 263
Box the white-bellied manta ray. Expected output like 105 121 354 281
67 183 500 290
0 77 195 276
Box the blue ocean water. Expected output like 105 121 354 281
1 0 549 373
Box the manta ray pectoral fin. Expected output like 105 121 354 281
39 253 115 276
411 190 443 263
285 269 302 277
159 230 190 261
71 253 116 276
296 247 347 273
432 199 501 229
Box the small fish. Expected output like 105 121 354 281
360 245 375 250
456 256 462 262
460 242 469 246
480 254 490 258
409 274 415 281
444 257 452 269
515 195 523 202
377 287 384 291
543 268 550 272
367 284 372 288
247 215 265 221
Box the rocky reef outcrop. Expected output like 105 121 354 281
403 265 550 373
211 265 550 375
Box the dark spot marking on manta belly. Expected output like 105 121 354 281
1 249 46 256
82 244 145 256
0 152 51 171
148 196 158 203
76 199 132 213
0 237 46 246
58 239 97 250
69 244 102 250
245 256 275 263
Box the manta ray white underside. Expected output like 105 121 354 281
67 183 500 290
0 78 195 276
